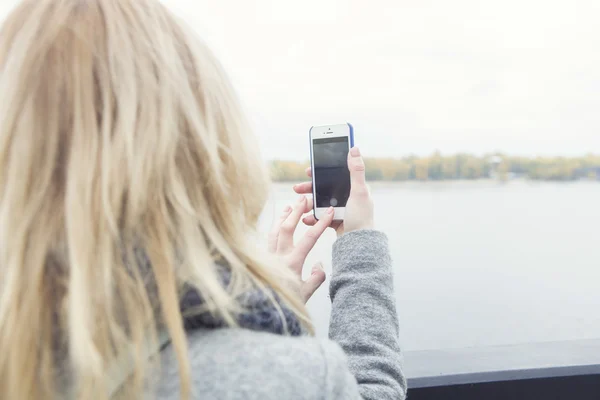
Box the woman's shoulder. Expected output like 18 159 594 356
155 328 360 399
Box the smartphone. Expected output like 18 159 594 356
309 123 354 221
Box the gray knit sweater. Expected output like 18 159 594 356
155 230 406 399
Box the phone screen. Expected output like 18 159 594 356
313 137 351 208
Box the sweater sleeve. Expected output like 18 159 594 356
327 229 407 399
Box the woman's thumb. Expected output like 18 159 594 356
301 263 326 303
348 147 366 189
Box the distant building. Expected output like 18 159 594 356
488 156 503 180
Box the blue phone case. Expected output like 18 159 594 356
348 123 355 147
309 123 354 219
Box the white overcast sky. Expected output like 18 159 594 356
2 0 600 159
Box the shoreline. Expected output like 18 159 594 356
272 178 599 185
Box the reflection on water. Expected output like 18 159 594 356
258 181 600 351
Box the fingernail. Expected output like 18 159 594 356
283 205 292 212
327 207 334 214
350 147 361 157
298 195 305 203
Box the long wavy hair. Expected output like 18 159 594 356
0 0 309 398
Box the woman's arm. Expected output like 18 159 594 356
293 146 406 398
328 229 406 399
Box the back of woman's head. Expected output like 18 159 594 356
0 0 307 398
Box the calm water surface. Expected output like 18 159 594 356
258 181 600 351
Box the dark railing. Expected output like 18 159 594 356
405 339 600 399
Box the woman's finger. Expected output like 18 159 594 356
293 207 335 261
268 205 292 252
302 215 318 226
303 196 314 213
348 147 367 192
300 263 326 303
305 167 312 178
303 215 342 231
277 196 307 252
293 181 313 195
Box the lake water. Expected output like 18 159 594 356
258 181 600 352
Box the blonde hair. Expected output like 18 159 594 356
0 0 309 398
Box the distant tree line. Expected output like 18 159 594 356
270 153 600 182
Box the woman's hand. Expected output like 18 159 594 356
268 196 335 303
293 147 374 236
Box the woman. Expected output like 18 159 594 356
0 0 406 399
